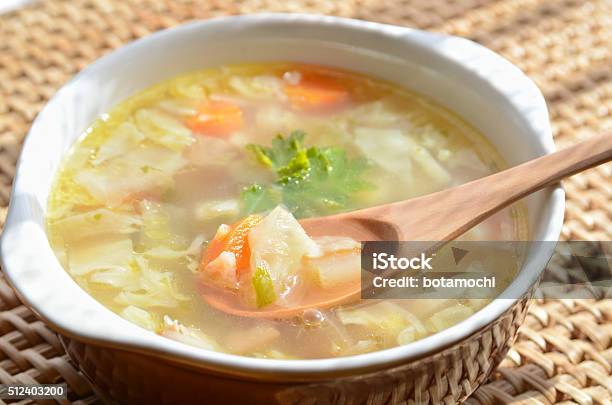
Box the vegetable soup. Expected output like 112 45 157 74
47 63 527 359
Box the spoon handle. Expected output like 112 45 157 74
382 132 612 241
490 131 612 200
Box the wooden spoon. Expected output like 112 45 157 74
203 132 612 319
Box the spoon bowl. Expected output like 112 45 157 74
201 282 361 319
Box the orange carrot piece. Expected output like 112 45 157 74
284 72 349 111
200 214 263 274
186 100 243 137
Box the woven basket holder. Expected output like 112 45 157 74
0 0 611 404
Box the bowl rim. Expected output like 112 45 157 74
0 13 564 380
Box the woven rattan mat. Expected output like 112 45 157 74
0 0 611 404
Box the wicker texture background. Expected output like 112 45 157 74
0 0 610 404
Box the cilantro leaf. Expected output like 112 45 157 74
246 130 306 170
240 183 281 215
241 131 374 218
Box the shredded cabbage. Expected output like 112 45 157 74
354 128 414 176
397 326 422 345
248 206 320 306
342 101 403 127
417 125 449 151
143 234 204 259
170 78 208 100
336 339 378 356
67 236 133 276
75 148 186 206
51 208 141 242
143 234 204 272
157 99 199 117
183 135 242 167
403 132 452 185
120 306 160 332
426 305 474 333
113 256 188 309
139 200 189 249
89 261 140 288
93 122 145 165
48 174 100 219
337 301 427 345
445 149 489 183
255 105 301 134
140 199 172 241
194 199 239 222
306 237 361 289
354 127 451 186
228 75 284 100
162 316 217 350
252 350 294 359
114 287 183 309
134 108 194 151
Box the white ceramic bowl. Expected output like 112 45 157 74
1 13 564 404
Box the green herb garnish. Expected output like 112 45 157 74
252 266 277 308
241 131 373 218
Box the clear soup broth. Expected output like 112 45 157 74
47 63 527 359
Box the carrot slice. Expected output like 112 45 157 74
186 100 243 137
284 72 349 111
200 214 263 275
